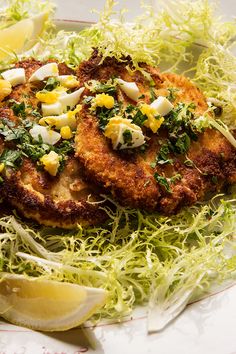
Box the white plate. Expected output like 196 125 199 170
1 1 236 353
1 283 236 354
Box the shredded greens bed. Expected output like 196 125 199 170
0 0 236 332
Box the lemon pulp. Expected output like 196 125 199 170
0 13 47 60
0 273 107 331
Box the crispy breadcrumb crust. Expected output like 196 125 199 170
0 59 107 228
75 52 236 214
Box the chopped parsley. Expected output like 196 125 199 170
0 149 22 168
132 109 148 127
123 129 132 145
0 120 74 171
154 172 182 192
10 101 26 118
83 96 94 105
30 109 42 120
138 94 145 99
0 119 28 141
125 104 135 114
44 77 60 91
86 80 117 96
94 82 117 96
162 102 199 156
97 103 121 130
166 88 179 102
174 132 191 154
124 104 147 127
154 173 171 193
157 143 173 165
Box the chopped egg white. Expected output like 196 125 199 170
59 87 85 111
1 68 26 87
39 112 77 130
104 116 145 150
29 63 59 82
29 125 61 145
42 101 63 116
116 78 140 102
150 96 173 116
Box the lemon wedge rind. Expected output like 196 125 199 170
0 273 108 332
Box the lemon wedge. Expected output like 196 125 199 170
0 273 108 331
0 13 48 61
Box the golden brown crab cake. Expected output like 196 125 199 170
75 52 236 214
0 60 107 228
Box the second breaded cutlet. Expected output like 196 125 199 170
75 51 236 214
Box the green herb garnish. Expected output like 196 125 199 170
11 101 26 118
0 149 22 168
122 129 132 145
154 173 171 193
44 77 60 91
97 103 121 130
157 143 173 165
166 88 179 102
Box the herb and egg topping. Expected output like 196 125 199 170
83 78 175 150
0 58 234 198
0 62 82 177
82 77 213 168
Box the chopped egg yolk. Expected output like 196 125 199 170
60 126 73 139
92 93 115 109
0 163 5 173
0 79 12 102
36 91 60 104
140 103 164 133
104 116 145 150
58 75 80 88
40 151 60 176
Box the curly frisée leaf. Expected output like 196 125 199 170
31 0 236 75
0 197 235 327
194 44 236 129
0 0 55 29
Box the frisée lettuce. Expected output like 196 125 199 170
0 197 236 331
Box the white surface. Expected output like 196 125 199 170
1 1 236 353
